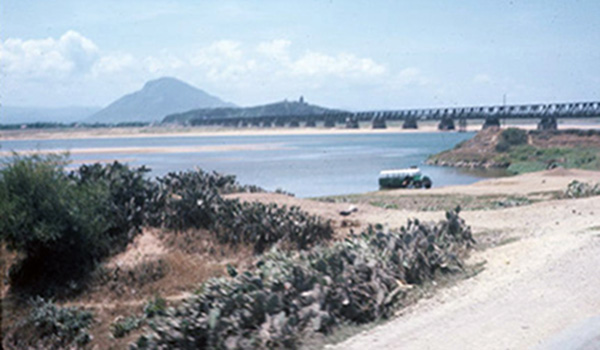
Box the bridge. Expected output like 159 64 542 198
188 101 600 130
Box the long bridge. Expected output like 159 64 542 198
188 101 600 130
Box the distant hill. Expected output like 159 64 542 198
0 106 100 125
87 77 236 123
163 99 344 124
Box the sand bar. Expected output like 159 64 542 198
2 120 599 141
0 143 288 157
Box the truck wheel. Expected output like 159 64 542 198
423 177 432 189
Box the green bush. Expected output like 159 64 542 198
148 169 333 253
111 315 144 338
109 295 167 339
212 202 333 253
6 297 93 349
147 170 227 230
565 180 600 198
0 154 110 291
495 128 528 152
144 294 168 318
0 155 152 294
71 161 154 253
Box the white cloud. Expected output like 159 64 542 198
396 68 429 86
290 52 386 78
0 30 99 77
473 73 492 84
190 40 243 67
92 53 136 74
143 55 185 74
256 39 291 62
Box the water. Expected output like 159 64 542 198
0 132 497 197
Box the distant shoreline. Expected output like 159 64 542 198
1 119 599 141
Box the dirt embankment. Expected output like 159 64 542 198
427 128 600 170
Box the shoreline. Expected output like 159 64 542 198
2 120 599 141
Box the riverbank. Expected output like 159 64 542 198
427 127 600 174
2 118 599 141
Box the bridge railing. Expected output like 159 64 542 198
184 101 600 126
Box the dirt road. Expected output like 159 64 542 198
330 196 600 350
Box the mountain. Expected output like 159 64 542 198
0 106 101 125
87 77 236 123
163 99 345 124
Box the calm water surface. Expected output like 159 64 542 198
1 132 499 197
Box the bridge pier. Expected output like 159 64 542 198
345 116 359 129
458 117 467 132
438 115 455 130
402 116 418 129
538 115 557 130
274 118 285 127
371 116 386 129
482 115 500 129
323 117 336 128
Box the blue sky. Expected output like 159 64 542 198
1 0 598 109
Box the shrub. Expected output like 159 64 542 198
0 154 110 292
212 202 333 253
71 162 154 254
147 170 228 230
0 156 152 294
111 315 144 338
133 210 473 350
6 297 93 349
144 294 168 318
495 128 528 152
565 180 600 198
149 169 332 253
110 295 168 339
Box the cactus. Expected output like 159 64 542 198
133 209 474 350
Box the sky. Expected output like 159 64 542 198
1 0 599 110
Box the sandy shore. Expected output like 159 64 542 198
0 142 288 157
229 169 600 349
0 124 448 141
2 119 599 141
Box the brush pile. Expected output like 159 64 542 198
133 209 474 350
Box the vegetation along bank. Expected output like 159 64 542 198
427 128 600 174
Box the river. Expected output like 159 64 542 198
0 131 501 197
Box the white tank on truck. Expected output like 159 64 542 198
378 167 432 189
